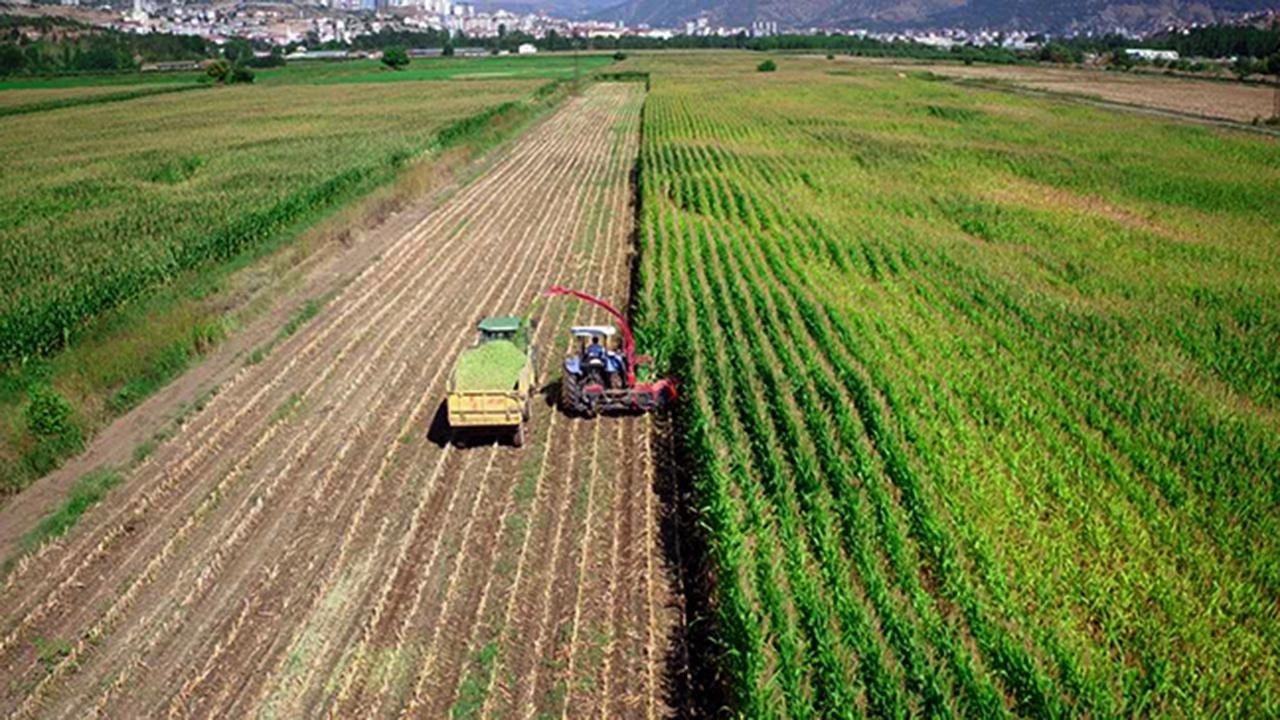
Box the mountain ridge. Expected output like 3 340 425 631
593 0 1275 33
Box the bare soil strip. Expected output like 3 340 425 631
0 82 675 720
880 59 1280 127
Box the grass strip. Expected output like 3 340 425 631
17 467 122 556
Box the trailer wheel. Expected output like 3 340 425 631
512 424 525 448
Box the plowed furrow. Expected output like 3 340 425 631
397 287 579 720
527 417 603 719
602 416 645 719
218 85 640 717
559 418 619 719
473 92 637 720
173 95 613 719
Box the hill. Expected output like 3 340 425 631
597 0 1275 33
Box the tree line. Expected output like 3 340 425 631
2 11 1276 79
0 15 208 75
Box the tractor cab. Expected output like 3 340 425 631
567 326 625 389
476 315 529 349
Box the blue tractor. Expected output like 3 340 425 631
545 287 677 417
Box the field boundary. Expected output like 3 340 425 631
625 91 730 717
596 71 652 90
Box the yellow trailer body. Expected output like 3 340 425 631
446 365 533 429
446 318 536 446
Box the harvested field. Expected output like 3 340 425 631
890 60 1277 122
0 82 679 719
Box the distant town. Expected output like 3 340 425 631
15 0 1280 53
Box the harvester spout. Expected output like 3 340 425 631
543 286 638 385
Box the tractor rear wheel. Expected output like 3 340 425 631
560 373 582 415
512 423 525 448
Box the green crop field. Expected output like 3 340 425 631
630 53 1280 717
0 84 158 108
0 52 614 92
2 43 1277 718
251 54 616 85
0 79 543 363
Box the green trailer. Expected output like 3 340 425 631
447 316 536 446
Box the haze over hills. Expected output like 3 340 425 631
470 0 615 19
590 0 1277 32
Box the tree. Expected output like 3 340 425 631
76 40 129 71
757 59 777 72
544 30 572 52
222 38 253 65
0 43 23 75
1232 55 1257 79
1038 42 1081 65
443 42 455 57
381 46 409 70
205 57 231 83
230 65 255 84
1109 48 1134 70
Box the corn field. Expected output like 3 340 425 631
631 55 1280 717
0 79 543 363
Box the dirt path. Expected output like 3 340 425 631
0 82 678 719
887 60 1280 127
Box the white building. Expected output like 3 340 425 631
517 43 537 54
750 20 777 37
1125 48 1179 62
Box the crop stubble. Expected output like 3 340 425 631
0 82 675 719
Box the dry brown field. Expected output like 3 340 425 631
867 58 1277 122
